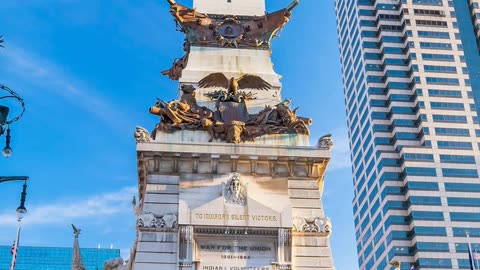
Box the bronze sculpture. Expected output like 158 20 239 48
149 83 311 144
199 73 271 97
162 0 300 81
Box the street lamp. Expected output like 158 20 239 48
0 176 29 270
0 177 29 218
16 182 28 219
1 36 26 158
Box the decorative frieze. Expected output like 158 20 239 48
136 211 178 229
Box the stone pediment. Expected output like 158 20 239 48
180 196 292 228
178 175 292 228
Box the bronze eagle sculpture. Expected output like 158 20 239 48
71 224 81 237
198 73 271 96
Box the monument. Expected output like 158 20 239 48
130 0 336 269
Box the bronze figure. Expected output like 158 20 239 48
161 0 299 80
198 73 271 96
149 84 311 144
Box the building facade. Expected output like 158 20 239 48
0 245 120 270
468 0 480 49
128 0 336 269
335 0 480 269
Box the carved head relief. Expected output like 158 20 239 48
217 19 244 39
224 173 247 206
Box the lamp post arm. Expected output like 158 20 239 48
0 176 29 184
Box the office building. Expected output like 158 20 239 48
0 245 120 270
335 0 480 269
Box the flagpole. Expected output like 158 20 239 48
476 249 479 270
467 231 476 270
10 218 21 270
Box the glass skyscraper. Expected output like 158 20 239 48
335 0 480 269
0 245 120 270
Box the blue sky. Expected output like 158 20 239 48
0 0 358 269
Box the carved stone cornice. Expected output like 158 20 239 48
166 1 299 50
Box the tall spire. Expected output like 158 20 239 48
71 224 86 270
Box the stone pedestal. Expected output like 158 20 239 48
131 139 335 270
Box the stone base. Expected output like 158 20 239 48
154 130 310 147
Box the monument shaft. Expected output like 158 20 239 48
131 1 335 269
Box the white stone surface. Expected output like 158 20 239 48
153 130 310 147
180 47 282 111
137 140 329 159
193 0 265 16
196 237 276 269
178 174 292 227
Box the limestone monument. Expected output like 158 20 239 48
130 0 336 269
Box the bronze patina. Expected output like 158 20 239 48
162 0 300 81
149 82 311 144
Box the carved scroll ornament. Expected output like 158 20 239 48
134 126 151 143
292 217 332 236
317 134 334 150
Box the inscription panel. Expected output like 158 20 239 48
196 237 276 270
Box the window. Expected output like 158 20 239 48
412 0 443 5
418 258 452 268
453 227 480 237
415 242 449 252
437 141 472 149
424 65 457 73
420 42 452 50
416 19 447 27
435 128 470 136
404 167 437 176
440 155 475 164
407 182 438 191
422 53 455 61
409 211 444 221
409 196 442 205
414 9 444 16
445 183 480 192
403 153 434 162
451 212 480 221
412 226 446 236
442 169 479 178
418 31 450 39
448 198 480 207
430 102 464 110
426 77 459 85
433 115 467 123
428 89 462 97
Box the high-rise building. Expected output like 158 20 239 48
468 0 480 48
0 245 120 270
335 0 480 269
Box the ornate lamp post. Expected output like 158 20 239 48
0 176 29 270
0 84 25 158
0 36 26 158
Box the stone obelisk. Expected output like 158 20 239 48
131 0 336 269
71 224 86 270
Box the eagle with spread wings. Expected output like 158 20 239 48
198 73 271 96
